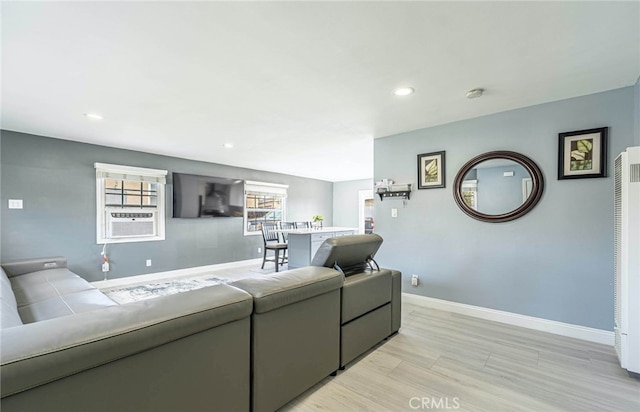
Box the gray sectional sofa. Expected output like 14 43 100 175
232 267 343 412
1 257 253 412
1 234 400 412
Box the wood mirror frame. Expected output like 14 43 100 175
453 151 544 223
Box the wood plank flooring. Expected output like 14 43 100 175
95 263 638 411
282 300 640 412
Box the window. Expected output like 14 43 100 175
244 180 288 235
95 163 167 244
105 179 158 208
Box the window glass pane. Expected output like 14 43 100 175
123 180 140 190
105 179 121 190
146 194 158 206
124 194 142 206
104 180 157 208
245 191 285 233
106 194 122 205
142 182 157 206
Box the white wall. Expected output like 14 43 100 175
635 76 640 146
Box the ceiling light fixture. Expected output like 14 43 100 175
84 113 104 120
222 143 234 149
466 88 484 99
393 87 414 96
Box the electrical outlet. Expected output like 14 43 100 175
411 274 419 286
258 247 262 254
391 208 398 218
146 259 152 267
8 199 23 209
102 261 110 272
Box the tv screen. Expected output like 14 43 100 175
173 173 244 218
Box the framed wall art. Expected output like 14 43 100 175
558 127 608 180
417 151 445 189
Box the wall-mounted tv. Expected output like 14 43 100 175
173 173 244 218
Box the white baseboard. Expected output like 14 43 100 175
402 293 614 346
91 258 263 289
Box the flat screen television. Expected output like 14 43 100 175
173 173 244 218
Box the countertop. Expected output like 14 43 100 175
279 227 357 235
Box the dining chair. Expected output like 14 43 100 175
278 221 296 243
260 222 288 272
294 221 310 229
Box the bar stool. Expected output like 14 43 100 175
260 223 288 272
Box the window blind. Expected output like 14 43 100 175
95 163 167 184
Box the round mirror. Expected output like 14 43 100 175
453 151 544 223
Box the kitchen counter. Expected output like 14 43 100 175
279 226 357 235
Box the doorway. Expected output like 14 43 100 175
358 189 374 234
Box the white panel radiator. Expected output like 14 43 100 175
614 146 640 375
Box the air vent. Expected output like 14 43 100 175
106 210 157 239
110 212 153 219
614 147 640 374
630 163 640 183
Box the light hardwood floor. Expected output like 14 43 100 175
282 299 640 412
95 263 639 411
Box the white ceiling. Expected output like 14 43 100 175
2 1 639 182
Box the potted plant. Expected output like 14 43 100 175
312 215 324 229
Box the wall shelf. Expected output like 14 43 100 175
376 184 412 201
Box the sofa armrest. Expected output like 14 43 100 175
1 257 68 277
390 269 402 333
1 284 252 397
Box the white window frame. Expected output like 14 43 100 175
522 177 533 202
95 163 167 244
244 180 288 236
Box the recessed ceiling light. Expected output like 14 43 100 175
84 113 104 120
466 88 484 99
393 87 414 96
222 143 234 149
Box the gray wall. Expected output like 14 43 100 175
333 178 373 229
635 76 640 146
374 87 635 331
1 131 333 281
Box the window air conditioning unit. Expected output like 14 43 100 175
106 210 157 239
614 146 640 375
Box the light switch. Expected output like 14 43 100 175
8 199 23 209
391 208 398 218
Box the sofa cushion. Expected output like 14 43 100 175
18 289 118 324
1 268 18 308
231 267 342 314
10 269 96 307
6 266 118 324
1 268 22 329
